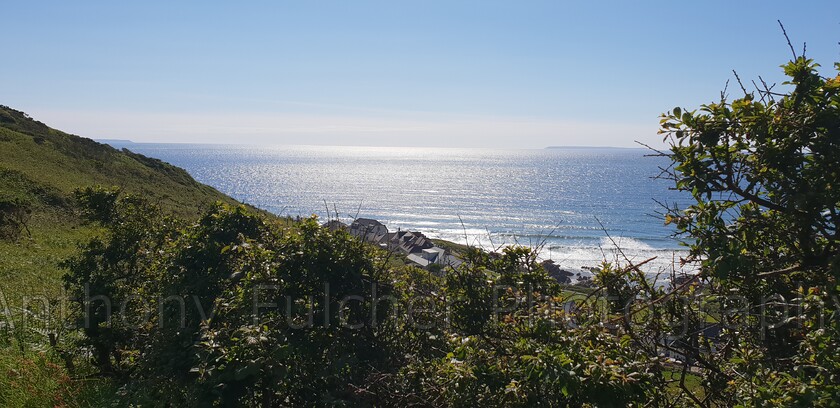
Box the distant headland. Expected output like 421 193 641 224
96 138 134 144
544 145 637 150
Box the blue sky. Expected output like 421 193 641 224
2 1 838 148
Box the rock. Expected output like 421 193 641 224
541 260 574 284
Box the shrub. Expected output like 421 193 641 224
0 197 32 240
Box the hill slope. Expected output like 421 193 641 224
0 104 246 318
0 105 238 217
0 106 261 405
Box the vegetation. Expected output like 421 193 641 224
1 41 839 406
55 194 662 406
0 106 239 217
654 50 840 405
0 105 244 407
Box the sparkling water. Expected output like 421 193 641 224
110 143 696 276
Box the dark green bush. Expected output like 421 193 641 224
0 197 32 239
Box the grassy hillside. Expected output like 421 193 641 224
0 105 246 295
0 106 247 406
0 105 237 216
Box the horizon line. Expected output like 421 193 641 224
95 139 651 150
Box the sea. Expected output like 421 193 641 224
107 143 697 281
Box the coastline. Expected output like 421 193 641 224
337 215 693 287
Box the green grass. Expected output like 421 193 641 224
0 350 116 408
663 369 705 400
0 212 111 406
431 238 471 256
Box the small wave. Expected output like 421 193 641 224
599 236 655 251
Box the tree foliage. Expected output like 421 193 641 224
61 189 666 406
657 54 840 405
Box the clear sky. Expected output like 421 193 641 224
2 1 838 148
